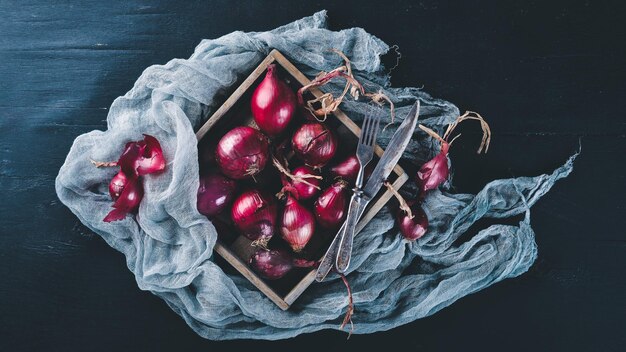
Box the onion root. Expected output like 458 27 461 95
338 271 354 339
90 159 118 168
384 181 413 219
272 155 322 191
297 49 395 127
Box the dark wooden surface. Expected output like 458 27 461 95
1 1 624 351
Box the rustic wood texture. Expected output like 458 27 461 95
196 49 407 310
1 1 624 351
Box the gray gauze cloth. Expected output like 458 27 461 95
55 11 577 340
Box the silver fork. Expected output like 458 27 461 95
335 104 382 273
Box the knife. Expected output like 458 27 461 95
315 100 420 281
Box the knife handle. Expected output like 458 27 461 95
335 193 366 273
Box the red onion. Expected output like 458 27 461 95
417 113 491 195
416 142 449 194
280 195 316 252
328 154 359 183
117 134 166 176
231 189 277 246
94 134 165 223
251 64 296 136
215 126 270 180
397 202 429 241
103 174 144 222
249 248 316 280
287 166 322 200
291 123 337 168
272 156 322 200
109 170 128 200
197 172 237 218
314 180 349 228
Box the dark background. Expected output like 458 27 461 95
1 1 624 351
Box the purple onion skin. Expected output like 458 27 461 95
416 143 450 195
328 154 359 183
314 181 348 229
249 248 316 280
109 170 128 201
197 172 237 218
249 248 293 279
251 64 296 136
290 166 321 200
216 126 270 180
117 134 166 177
231 190 277 245
397 204 429 241
280 196 316 252
291 123 337 168
103 174 143 222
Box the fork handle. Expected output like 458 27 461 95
335 192 366 273
315 199 368 282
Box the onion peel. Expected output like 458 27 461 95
272 155 322 192
91 134 166 177
384 181 413 219
416 111 491 194
291 123 338 168
103 173 144 222
297 49 395 126
337 271 354 338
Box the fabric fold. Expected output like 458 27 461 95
55 10 576 340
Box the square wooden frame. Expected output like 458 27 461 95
196 49 408 310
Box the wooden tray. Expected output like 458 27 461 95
196 49 408 310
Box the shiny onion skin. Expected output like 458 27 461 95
251 64 296 136
416 143 450 194
314 180 348 228
328 154 359 183
197 172 237 218
280 195 316 252
109 170 128 200
216 126 270 180
249 248 316 280
231 190 277 245
397 203 429 241
97 134 165 223
289 166 321 200
118 134 166 176
291 123 337 168
103 174 144 222
417 112 491 196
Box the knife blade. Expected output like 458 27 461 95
315 100 420 281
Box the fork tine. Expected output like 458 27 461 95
370 110 382 145
365 119 373 146
368 106 378 139
369 112 380 145
364 108 379 146
360 115 371 146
